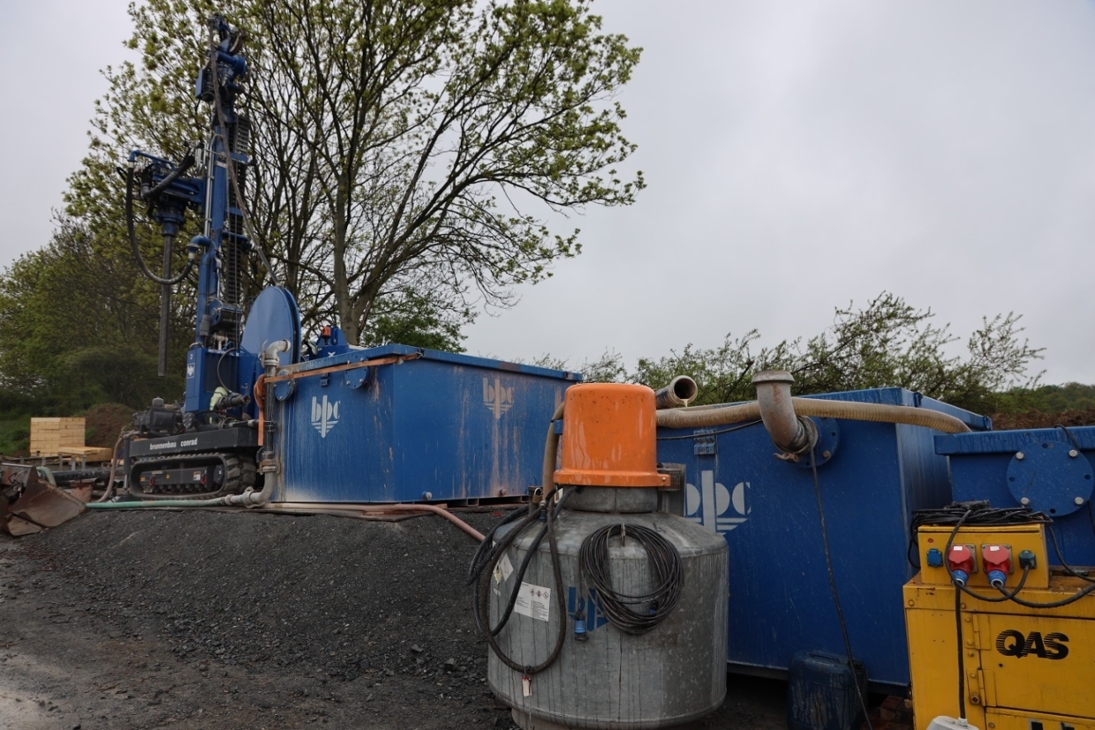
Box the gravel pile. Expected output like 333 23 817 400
22 507 511 725
11 507 793 729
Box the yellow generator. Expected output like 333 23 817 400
905 519 1095 730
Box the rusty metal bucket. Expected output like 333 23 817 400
1 463 87 536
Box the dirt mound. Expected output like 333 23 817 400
84 403 135 447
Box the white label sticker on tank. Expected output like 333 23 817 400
493 553 514 584
514 582 551 622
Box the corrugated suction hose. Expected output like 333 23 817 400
655 396 971 433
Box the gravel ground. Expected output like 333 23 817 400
0 508 790 729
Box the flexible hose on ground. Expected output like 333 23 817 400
265 502 485 542
655 397 971 433
94 434 128 503
87 498 229 509
86 500 484 542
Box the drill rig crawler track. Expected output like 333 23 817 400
129 453 255 500
126 427 259 501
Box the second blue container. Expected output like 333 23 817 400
656 387 989 690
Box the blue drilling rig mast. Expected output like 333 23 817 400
124 16 303 499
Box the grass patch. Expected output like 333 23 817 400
0 416 30 456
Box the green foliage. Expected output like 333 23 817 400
5 0 642 412
360 290 469 353
0 219 188 412
577 292 1044 415
0 418 30 456
70 0 644 346
995 382 1095 415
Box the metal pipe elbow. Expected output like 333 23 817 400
262 339 291 373
753 370 816 457
654 376 699 409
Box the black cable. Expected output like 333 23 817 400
809 448 873 730
144 148 195 198
125 167 196 286
467 506 528 585
950 563 1031 603
469 489 572 675
940 507 972 721
656 420 763 441
216 346 240 392
953 579 967 722
1046 523 1095 583
996 575 1095 608
908 502 1049 569
577 522 683 635
488 494 572 637
1055 423 1083 452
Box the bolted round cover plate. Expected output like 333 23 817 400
794 418 840 469
1006 439 1094 517
273 377 296 402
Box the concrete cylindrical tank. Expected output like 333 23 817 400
485 383 729 729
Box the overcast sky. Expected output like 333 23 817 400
3 1 1095 385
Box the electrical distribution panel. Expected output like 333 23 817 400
905 524 1094 730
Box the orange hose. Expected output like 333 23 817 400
263 501 485 542
253 374 267 446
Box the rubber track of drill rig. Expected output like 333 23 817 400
128 452 256 501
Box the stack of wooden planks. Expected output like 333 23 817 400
29 417 87 457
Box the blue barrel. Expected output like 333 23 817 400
269 344 579 503
787 651 868 730
656 387 989 689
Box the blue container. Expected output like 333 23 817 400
656 388 989 690
787 651 867 730
935 426 1095 566
269 344 578 503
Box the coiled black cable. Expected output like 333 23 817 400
577 523 683 635
468 490 572 675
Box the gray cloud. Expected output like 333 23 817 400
463 1 1095 385
0 0 133 267
4 1 1094 386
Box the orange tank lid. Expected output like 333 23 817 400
553 383 668 488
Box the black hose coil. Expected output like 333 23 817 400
578 523 684 635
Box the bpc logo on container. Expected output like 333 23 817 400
310 395 340 438
685 469 750 534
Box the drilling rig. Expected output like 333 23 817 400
122 16 300 500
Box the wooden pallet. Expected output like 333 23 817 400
58 446 114 463
29 418 86 457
